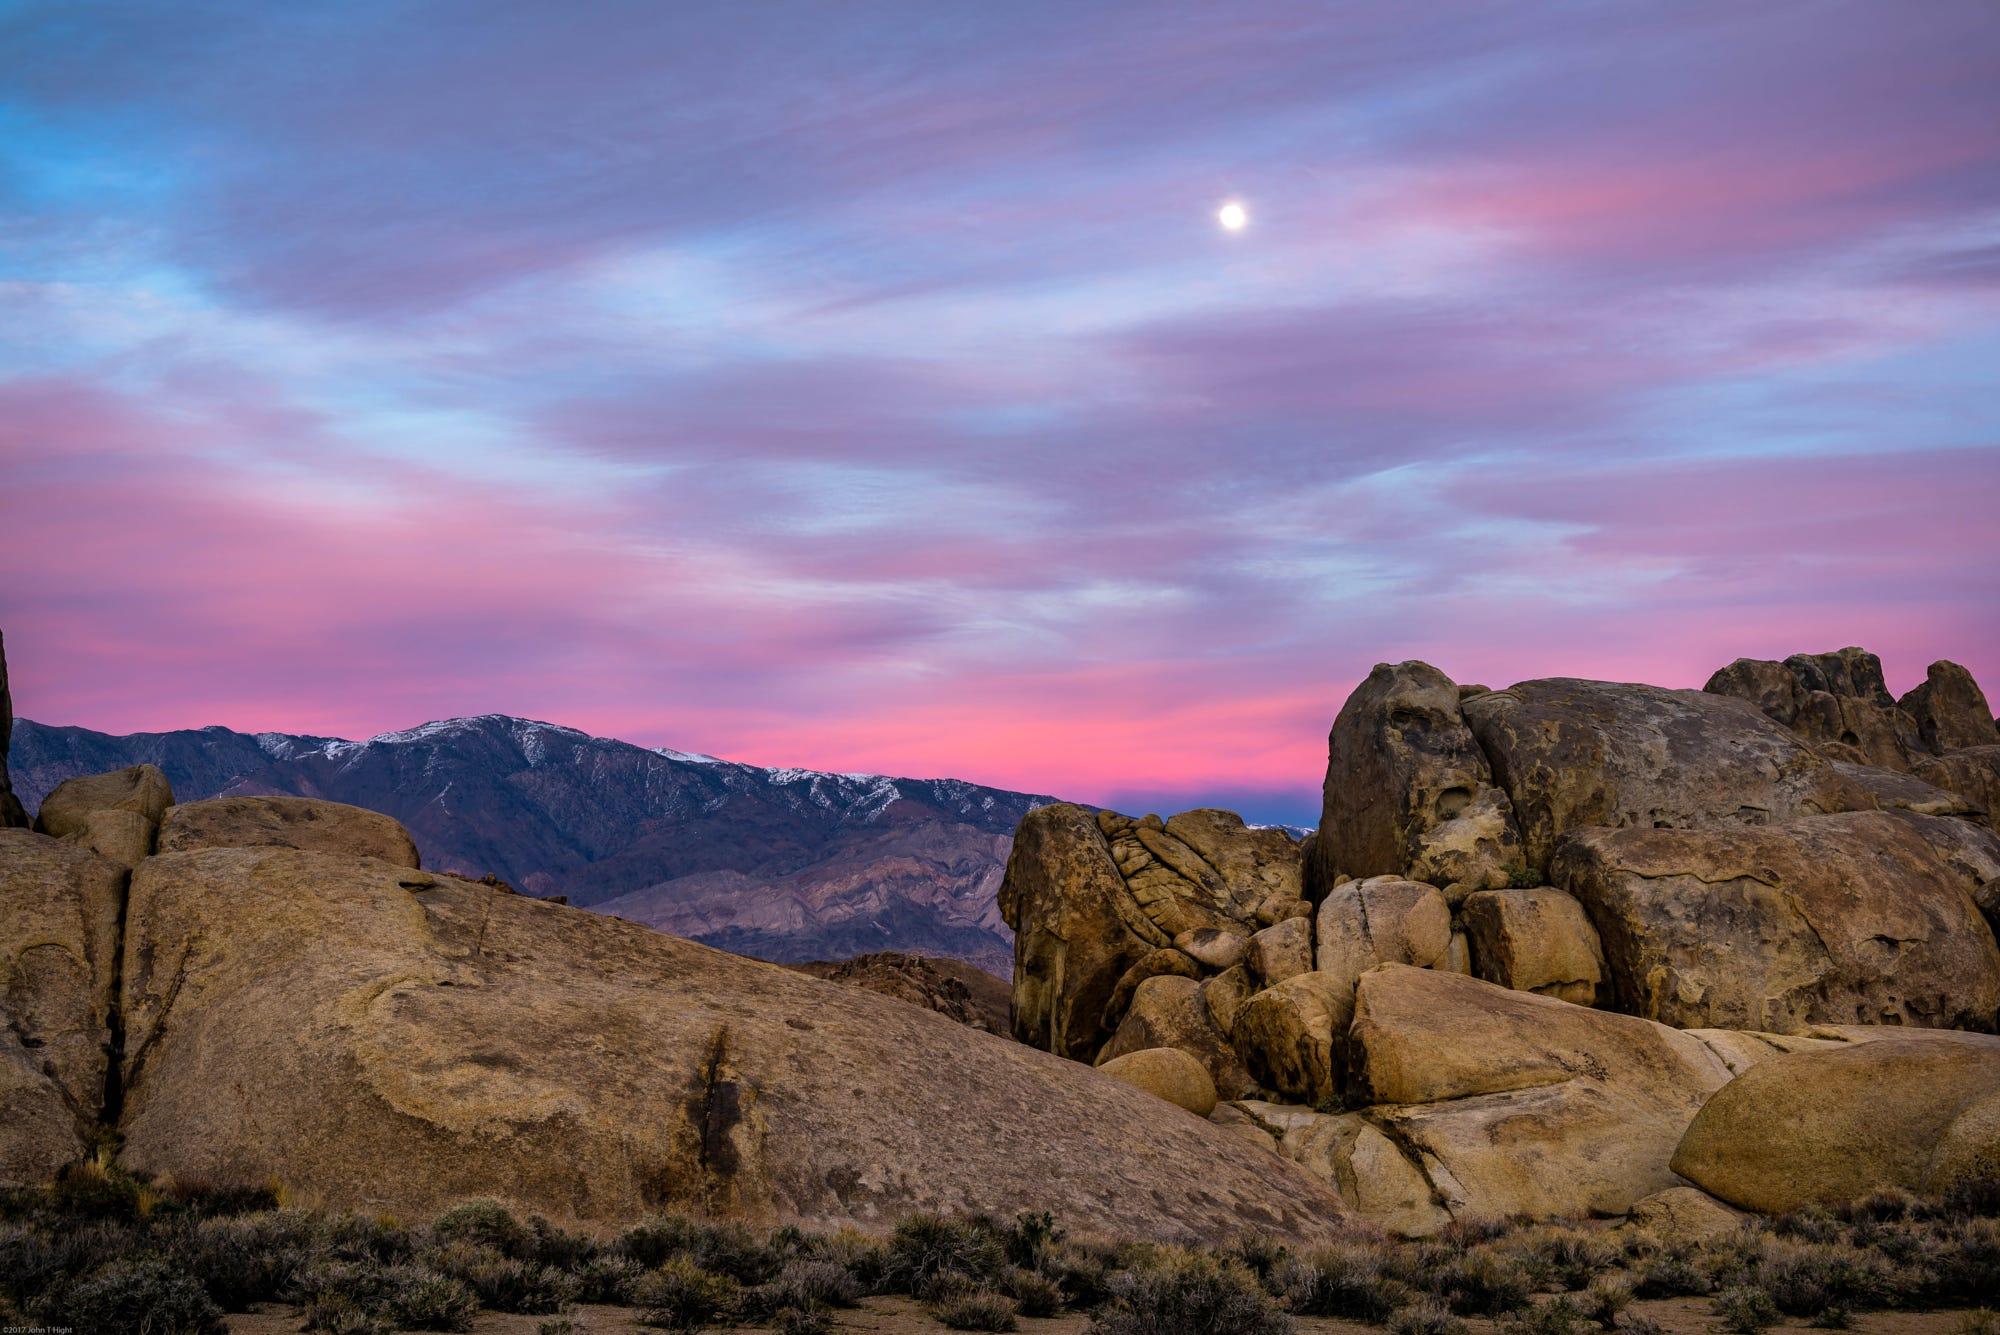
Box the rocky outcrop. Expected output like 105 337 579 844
1916 746 2000 826
1552 812 2000 1032
1348 966 1732 1221
0 830 124 1185
1310 661 1521 900
157 794 421 867
1899 661 1997 754
1670 1032 2000 1212
1464 679 1870 873
1459 886 1605 1006
1311 876 1451 1033
1232 972 1350 1107
1833 761 1976 817
34 764 175 871
115 844 1351 1238
1222 1100 1447 1236
0 631 26 829
1626 1186 1747 1244
1000 803 1296 1059
788 952 1010 1034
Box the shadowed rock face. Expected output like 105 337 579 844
1462 678 1871 873
0 632 26 830
787 952 1010 1034
0 830 124 1185
117 846 1350 1239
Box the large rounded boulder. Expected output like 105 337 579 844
1670 1032 2000 1212
156 794 421 867
117 846 1349 1238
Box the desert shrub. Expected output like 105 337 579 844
537 1315 582 1335
1754 1240 1890 1317
170 1212 318 1309
431 1199 528 1255
1773 1206 1846 1244
1616 1314 1664 1335
1225 1231 1292 1282
1500 1295 1588 1335
616 1215 780 1285
806 1225 891 1292
1087 1248 1290 1335
41 1257 226 1335
1712 1284 1780 1334
883 1212 1007 1292
1939 1178 2000 1219
737 1258 864 1319
776 1307 834 1335
154 1176 282 1219
424 1241 579 1313
1438 1215 1514 1249
301 1298 393 1335
288 1258 404 1312
1002 1265 1064 1317
1507 1225 1617 1292
1431 1245 1533 1316
384 1265 480 1331
0 1219 138 1302
1388 1298 1468 1335
929 1288 1019 1331
1004 1209 1066 1267
523 1215 596 1269
316 1211 416 1265
1578 1276 1630 1328
632 1256 738 1331
1039 1237 1117 1307
1839 1189 1919 1224
573 1254 646 1303
1275 1240 1403 1320
1956 1311 1997 1335
43 1160 153 1223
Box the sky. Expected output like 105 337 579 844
2 2 1998 824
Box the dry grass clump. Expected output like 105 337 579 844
1087 1246 1289 1335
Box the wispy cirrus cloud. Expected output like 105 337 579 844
2 1 1997 823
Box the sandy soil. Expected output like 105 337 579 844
228 1295 1989 1335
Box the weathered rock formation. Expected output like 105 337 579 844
1001 803 1297 1060
1900 660 1998 753
0 830 124 1183
0 631 26 829
788 952 1011 1034
1463 678 1870 872
1553 812 2000 1032
1001 646 2000 1234
1309 661 1521 900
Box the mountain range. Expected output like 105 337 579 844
9 714 1055 974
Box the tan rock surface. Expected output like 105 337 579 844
118 847 1351 1238
1899 660 1996 754
1264 1108 1447 1236
157 794 420 867
1833 762 1975 817
1626 1186 1747 1245
1459 886 1605 1005
1096 1047 1217 1117
1247 916 1313 986
1465 678 1870 871
1348 966 1731 1220
1914 745 2000 825
1671 1032 2000 1212
34 763 173 839
1313 876 1451 1030
1552 812 2000 1032
0 829 124 1185
61 807 157 870
1094 974 1254 1099
1310 661 1521 898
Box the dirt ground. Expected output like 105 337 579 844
227 1295 1990 1335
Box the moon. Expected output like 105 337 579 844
1217 199 1249 232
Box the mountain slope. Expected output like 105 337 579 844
10 715 1051 972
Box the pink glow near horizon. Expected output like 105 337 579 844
3 2 1998 823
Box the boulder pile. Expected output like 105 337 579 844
1003 648 2000 1233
